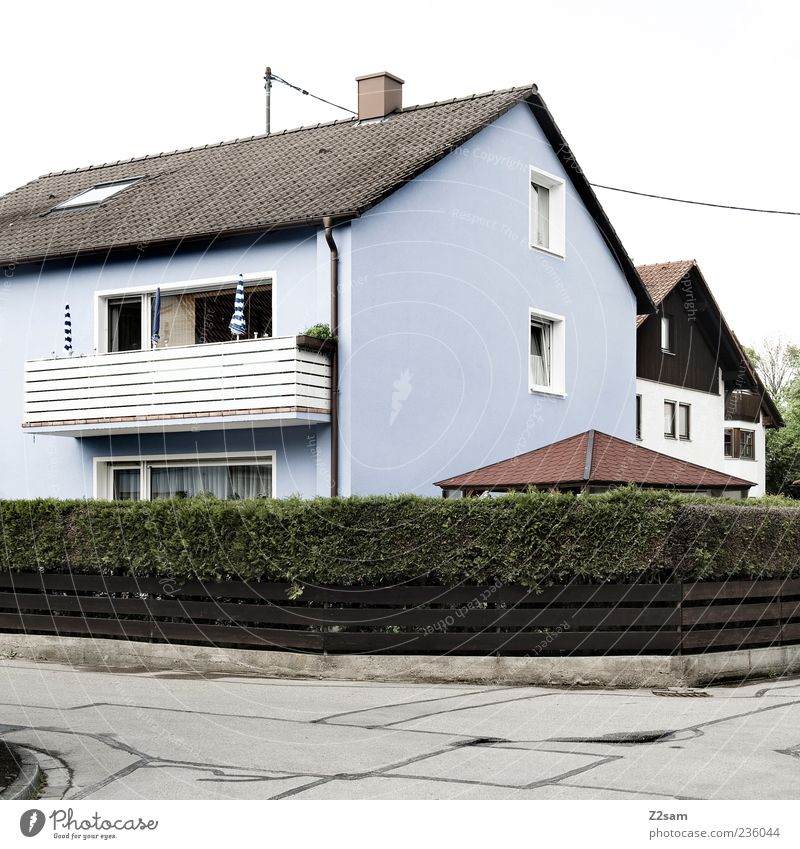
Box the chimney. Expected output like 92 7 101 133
356 72 404 120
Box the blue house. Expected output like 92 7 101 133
0 73 655 501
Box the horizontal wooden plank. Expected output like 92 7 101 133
682 625 782 651
25 372 331 404
682 581 785 602
682 601 783 627
0 592 679 630
0 613 323 650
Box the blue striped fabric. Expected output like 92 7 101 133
228 275 247 337
64 304 73 354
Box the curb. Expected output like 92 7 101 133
0 745 42 801
2 633 800 688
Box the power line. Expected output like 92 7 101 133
269 72 356 116
265 72 800 215
590 183 800 216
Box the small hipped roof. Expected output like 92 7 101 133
435 430 754 492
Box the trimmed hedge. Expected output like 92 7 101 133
1 488 799 587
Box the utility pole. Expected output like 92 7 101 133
264 66 272 135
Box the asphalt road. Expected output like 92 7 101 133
1 660 798 800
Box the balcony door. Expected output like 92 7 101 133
101 280 272 353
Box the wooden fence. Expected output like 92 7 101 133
0 572 799 656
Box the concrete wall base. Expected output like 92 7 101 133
1 634 799 688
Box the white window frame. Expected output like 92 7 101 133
53 177 144 210
529 166 566 258
528 307 566 396
664 400 677 439
661 314 673 353
739 429 755 460
678 402 691 440
94 271 276 354
94 451 277 500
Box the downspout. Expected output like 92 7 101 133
323 216 339 497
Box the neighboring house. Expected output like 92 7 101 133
0 73 655 500
635 260 782 496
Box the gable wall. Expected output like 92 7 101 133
344 102 639 496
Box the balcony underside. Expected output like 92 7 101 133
22 408 330 437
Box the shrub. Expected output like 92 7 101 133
0 488 799 586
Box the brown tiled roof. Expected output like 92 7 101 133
635 259 696 326
435 430 754 490
0 83 655 312
0 86 544 268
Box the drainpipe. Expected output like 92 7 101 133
323 216 339 498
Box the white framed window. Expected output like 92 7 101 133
739 429 755 460
96 272 274 353
95 452 277 501
529 166 566 257
53 178 143 210
529 308 566 395
661 314 673 353
678 403 690 440
664 400 676 438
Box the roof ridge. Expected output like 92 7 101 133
635 259 696 270
38 83 537 179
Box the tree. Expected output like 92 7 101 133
747 338 800 495
746 337 800 408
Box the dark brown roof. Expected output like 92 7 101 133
435 430 754 491
0 83 654 312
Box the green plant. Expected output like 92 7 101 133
301 323 335 341
2 488 800 587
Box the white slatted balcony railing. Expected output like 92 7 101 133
22 335 333 435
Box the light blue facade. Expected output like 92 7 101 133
0 231 332 499
341 103 637 495
0 102 637 500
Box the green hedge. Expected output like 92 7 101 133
1 488 799 587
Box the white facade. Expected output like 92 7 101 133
636 374 765 496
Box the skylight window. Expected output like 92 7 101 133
54 178 142 209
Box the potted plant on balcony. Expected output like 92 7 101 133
297 323 337 356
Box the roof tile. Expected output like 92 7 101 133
435 430 754 490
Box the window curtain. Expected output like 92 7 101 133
150 464 272 499
533 182 550 248
530 322 551 386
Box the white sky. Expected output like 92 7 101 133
2 0 798 346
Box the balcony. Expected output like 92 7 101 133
22 335 333 436
724 390 762 424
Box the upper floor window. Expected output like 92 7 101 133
661 314 673 353
664 400 676 438
529 167 565 256
678 403 690 440
739 429 755 459
102 278 273 353
54 178 143 210
529 308 566 395
724 427 756 460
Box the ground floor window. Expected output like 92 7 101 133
103 455 275 500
